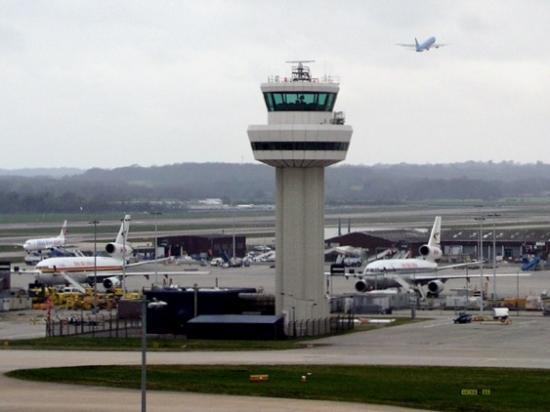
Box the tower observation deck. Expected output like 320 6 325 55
248 61 353 324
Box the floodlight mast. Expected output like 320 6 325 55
286 60 315 81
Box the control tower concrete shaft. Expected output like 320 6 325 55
248 62 353 322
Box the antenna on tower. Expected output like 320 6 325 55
286 60 315 81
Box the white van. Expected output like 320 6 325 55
493 307 509 320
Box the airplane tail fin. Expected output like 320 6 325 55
428 216 441 248
414 37 419 50
59 220 67 239
115 215 131 245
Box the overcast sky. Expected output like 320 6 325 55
1 0 549 169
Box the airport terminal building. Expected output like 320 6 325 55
326 228 550 261
156 234 246 259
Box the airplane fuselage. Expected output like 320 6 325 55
24 237 64 252
417 36 437 52
34 256 123 285
364 258 438 274
358 258 439 291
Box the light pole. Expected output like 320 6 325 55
486 213 501 300
121 216 129 294
149 211 162 285
232 210 236 261
89 220 99 312
474 216 486 313
141 297 167 412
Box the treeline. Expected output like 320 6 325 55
1 161 550 213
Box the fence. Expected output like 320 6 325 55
47 313 354 339
46 314 141 338
284 314 355 338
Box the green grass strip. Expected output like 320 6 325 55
7 364 550 412
2 336 311 351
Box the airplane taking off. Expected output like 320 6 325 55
22 215 207 293
354 216 528 298
22 220 68 253
397 36 446 52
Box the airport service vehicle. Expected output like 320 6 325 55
24 253 44 265
24 245 82 265
210 257 225 267
325 245 364 267
22 220 68 253
493 307 509 320
20 215 208 293
354 216 529 298
397 36 446 52
453 312 472 324
521 255 541 271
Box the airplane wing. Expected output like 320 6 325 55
126 257 172 268
433 43 448 48
126 257 205 268
396 43 416 47
410 272 530 284
385 273 414 293
122 270 210 277
438 262 480 270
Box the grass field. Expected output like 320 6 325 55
1 336 312 351
8 364 550 412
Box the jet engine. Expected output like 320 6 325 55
427 280 445 297
105 242 133 256
355 280 371 293
102 276 121 290
418 244 442 260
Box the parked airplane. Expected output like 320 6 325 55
397 36 446 52
22 220 68 253
21 215 207 293
354 216 527 298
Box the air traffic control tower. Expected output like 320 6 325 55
248 61 353 322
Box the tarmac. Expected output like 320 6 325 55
9 261 550 297
1 313 550 411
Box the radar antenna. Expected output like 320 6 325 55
286 60 315 82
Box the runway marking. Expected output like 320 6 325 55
422 320 451 329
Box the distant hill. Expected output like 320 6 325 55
0 167 83 178
1 161 550 213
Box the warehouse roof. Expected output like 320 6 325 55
188 315 283 324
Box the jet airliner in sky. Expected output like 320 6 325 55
397 36 446 52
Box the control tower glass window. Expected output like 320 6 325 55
263 92 337 112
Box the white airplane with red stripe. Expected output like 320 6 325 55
27 215 207 292
354 216 529 298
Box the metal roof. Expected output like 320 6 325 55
188 315 283 324
328 229 550 245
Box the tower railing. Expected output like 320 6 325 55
266 74 339 83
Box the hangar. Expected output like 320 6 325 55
156 234 246 259
326 228 550 262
